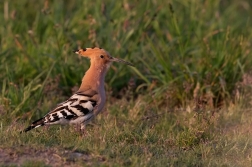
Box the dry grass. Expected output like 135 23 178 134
1 95 252 166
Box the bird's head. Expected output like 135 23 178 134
74 47 134 69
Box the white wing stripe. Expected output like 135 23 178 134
81 101 93 111
43 93 97 125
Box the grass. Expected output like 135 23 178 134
1 0 252 166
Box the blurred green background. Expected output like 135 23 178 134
1 1 252 114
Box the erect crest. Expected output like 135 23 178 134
74 47 111 58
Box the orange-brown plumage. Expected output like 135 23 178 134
22 47 133 133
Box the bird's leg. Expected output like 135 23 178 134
74 124 81 132
74 123 86 136
80 124 87 136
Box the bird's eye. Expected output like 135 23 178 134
100 55 104 58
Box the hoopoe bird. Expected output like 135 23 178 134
22 47 133 133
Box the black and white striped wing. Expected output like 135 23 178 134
44 93 97 125
22 92 98 133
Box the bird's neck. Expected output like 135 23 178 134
78 63 108 92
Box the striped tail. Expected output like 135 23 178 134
21 117 45 133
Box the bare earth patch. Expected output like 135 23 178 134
0 146 102 166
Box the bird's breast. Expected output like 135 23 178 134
96 88 106 115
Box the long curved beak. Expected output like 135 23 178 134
110 57 134 66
